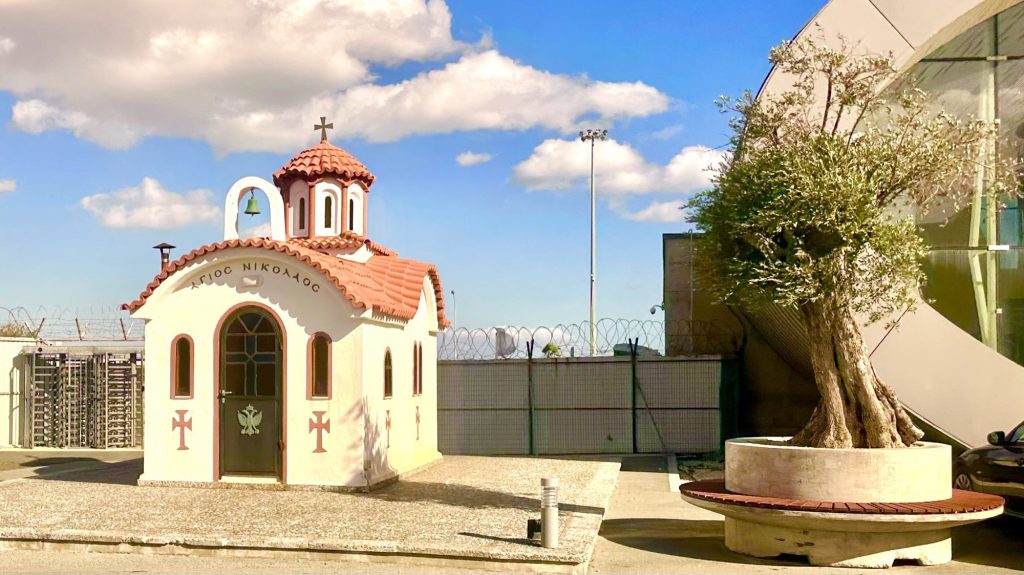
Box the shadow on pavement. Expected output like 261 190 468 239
459 531 534 546
20 457 104 469
370 480 606 515
618 456 667 474
601 517 1024 571
952 516 1024 571
599 518 805 567
28 458 142 486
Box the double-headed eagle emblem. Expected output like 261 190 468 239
238 404 263 436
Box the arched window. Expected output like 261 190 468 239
324 195 333 229
384 349 393 399
349 198 355 231
171 335 193 398
298 197 306 231
412 342 423 396
309 333 331 399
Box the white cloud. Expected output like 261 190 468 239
512 139 725 195
0 179 15 193
612 199 688 223
0 2 669 154
455 151 492 166
240 222 273 238
651 124 683 140
0 36 14 54
80 177 220 229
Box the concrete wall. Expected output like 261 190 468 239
438 356 726 455
662 234 817 437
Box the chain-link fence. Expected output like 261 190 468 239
438 342 739 455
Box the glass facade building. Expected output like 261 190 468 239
887 4 1024 365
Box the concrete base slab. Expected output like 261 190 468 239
0 456 620 574
0 537 588 574
724 517 950 568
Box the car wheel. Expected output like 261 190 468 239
953 470 973 491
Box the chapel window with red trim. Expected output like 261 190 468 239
413 342 423 396
311 333 330 398
324 195 333 229
172 335 192 398
384 349 393 399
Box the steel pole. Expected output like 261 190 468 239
589 139 597 356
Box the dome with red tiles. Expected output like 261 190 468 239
273 140 375 188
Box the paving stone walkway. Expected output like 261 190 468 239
0 455 619 570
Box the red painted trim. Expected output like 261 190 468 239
212 301 288 483
383 347 393 399
172 409 192 450
306 332 332 400
170 334 195 399
309 410 330 453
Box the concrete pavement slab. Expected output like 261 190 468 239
0 455 619 573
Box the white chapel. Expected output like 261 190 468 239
126 121 447 489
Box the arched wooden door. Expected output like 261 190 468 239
218 306 283 478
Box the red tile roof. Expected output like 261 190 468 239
123 238 447 327
287 232 397 257
273 141 375 188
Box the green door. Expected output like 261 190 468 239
219 307 282 478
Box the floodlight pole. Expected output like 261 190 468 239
579 129 607 356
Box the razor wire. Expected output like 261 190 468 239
0 305 145 342
437 318 739 360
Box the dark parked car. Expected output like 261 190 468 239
954 420 1024 516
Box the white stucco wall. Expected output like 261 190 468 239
361 277 442 484
314 181 342 237
136 249 362 486
288 180 309 238
0 338 32 447
134 248 440 488
348 183 365 235
223 176 285 241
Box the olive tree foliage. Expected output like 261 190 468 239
688 39 1018 448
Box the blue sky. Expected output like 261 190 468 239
0 0 822 329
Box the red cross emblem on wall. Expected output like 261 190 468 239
415 406 420 441
171 410 191 451
385 409 391 448
308 411 330 453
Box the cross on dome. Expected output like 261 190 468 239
314 116 334 142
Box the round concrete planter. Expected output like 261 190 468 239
725 437 951 502
680 437 1002 568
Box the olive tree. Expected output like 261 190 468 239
688 39 1017 448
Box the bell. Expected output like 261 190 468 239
243 192 261 216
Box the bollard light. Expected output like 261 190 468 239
541 477 559 548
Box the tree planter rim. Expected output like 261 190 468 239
727 436 945 453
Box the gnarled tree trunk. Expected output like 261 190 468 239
790 298 923 448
